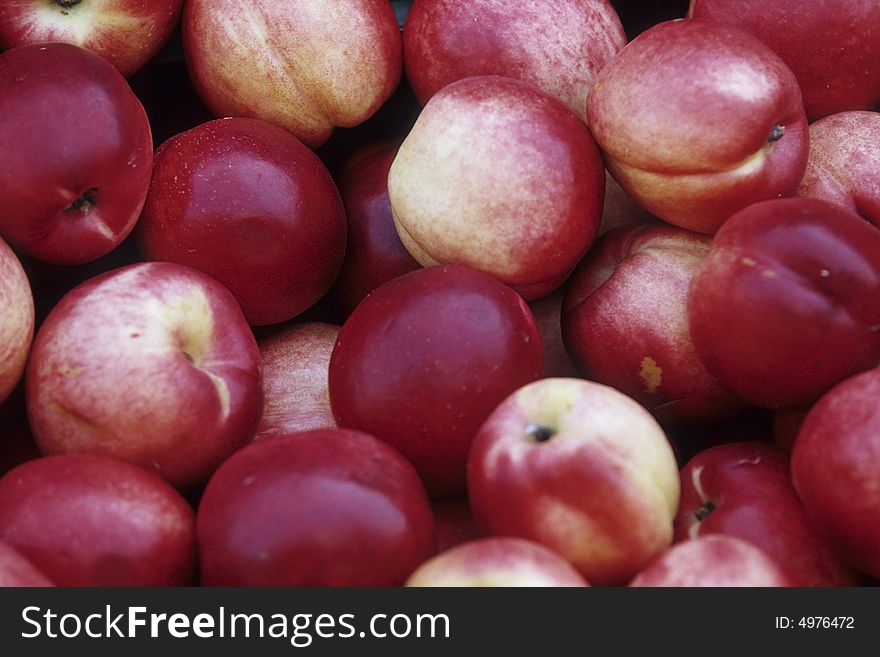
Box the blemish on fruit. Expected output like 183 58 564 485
639 357 662 393
741 257 757 267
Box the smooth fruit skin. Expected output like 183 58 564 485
405 537 588 587
689 0 880 121
0 0 183 77
0 236 34 406
797 111 880 229
197 429 434 587
182 0 402 149
587 19 808 233
138 118 346 327
388 75 604 300
675 442 856 586
687 198 880 409
330 142 420 318
255 322 339 440
0 454 196 587
0 42 153 264
468 377 680 586
792 369 880 579
562 224 743 426
25 262 263 489
329 265 543 497
0 541 54 587
403 0 625 119
629 535 795 587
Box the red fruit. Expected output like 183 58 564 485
197 428 434 587
329 265 543 497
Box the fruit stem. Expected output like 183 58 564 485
694 500 716 522
65 188 98 214
525 423 555 443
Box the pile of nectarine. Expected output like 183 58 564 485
0 0 878 588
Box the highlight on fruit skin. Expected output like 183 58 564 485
405 537 589 587
629 535 796 587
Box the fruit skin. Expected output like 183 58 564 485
0 42 153 264
255 322 339 440
0 454 196 587
182 0 402 149
197 428 434 587
687 197 880 410
689 0 880 121
0 541 54 587
792 369 880 579
405 537 588 587
138 117 347 327
25 262 263 489
796 111 880 228
403 0 626 119
562 224 743 426
468 377 680 586
0 0 183 77
675 441 857 586
629 535 795 587
329 265 543 498
586 19 808 234
388 75 604 300
330 142 420 318
0 236 34 406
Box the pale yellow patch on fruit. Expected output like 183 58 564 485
535 497 625 569
639 357 662 394
32 1 156 44
91 215 117 241
161 290 213 366
689 465 709 540
203 371 231 421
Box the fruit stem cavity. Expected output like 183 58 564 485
768 125 785 143
65 188 98 214
525 423 555 443
694 500 716 522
